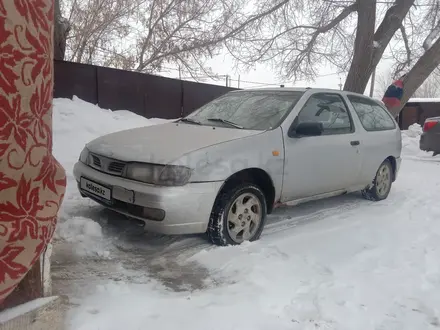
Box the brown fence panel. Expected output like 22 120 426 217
182 80 237 116
402 102 440 129
400 105 420 130
53 60 240 120
54 60 98 104
97 66 182 119
96 67 144 117
140 73 182 119
419 103 440 124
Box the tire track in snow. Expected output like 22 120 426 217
54 174 425 296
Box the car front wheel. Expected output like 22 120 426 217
361 159 393 201
207 184 267 246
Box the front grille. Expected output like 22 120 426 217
108 161 125 174
91 155 102 168
89 153 126 176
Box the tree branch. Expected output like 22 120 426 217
137 0 289 72
372 0 415 64
284 3 357 79
394 24 411 76
423 19 440 51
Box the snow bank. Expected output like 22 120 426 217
56 216 103 241
400 123 437 159
54 216 110 258
401 123 423 156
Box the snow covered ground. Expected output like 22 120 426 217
50 97 440 330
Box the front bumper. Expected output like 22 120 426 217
73 161 223 235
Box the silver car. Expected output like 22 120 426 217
73 88 402 246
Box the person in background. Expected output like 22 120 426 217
382 73 407 110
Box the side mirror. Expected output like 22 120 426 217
290 121 324 137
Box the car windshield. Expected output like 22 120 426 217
183 91 304 130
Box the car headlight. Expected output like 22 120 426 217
157 165 192 186
125 163 192 186
125 163 163 184
79 147 89 164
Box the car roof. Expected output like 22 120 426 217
230 87 371 98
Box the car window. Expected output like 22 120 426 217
347 95 396 131
184 91 304 130
296 93 353 135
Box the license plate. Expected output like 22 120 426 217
80 177 111 201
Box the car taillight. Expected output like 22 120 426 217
423 120 438 132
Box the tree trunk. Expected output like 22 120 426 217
344 0 414 94
343 0 376 93
387 38 440 117
54 0 69 60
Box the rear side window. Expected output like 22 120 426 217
347 95 396 131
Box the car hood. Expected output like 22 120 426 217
86 122 262 164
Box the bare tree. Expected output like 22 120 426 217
224 0 440 115
62 0 136 67
54 0 70 60
61 0 287 77
412 74 440 98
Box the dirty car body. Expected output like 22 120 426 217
73 88 402 245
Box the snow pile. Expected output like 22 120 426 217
54 216 110 258
400 123 434 159
403 123 423 137
401 123 422 156
56 216 103 241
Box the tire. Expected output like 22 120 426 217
207 184 267 246
361 159 393 201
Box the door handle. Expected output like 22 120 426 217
350 140 360 146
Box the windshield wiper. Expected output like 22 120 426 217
207 118 244 129
179 118 202 125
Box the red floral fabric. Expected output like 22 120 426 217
0 0 66 304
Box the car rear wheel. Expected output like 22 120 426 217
361 159 393 201
207 184 267 246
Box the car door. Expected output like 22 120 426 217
281 92 362 202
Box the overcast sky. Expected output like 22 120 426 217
159 50 394 99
